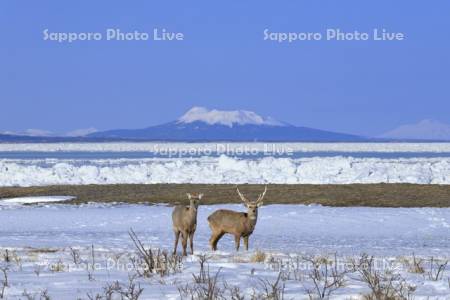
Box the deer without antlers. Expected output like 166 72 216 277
207 186 266 251
172 193 203 256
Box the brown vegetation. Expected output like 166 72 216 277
0 183 449 207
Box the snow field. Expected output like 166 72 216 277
0 203 449 298
0 246 449 299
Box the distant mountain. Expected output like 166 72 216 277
11 129 54 137
0 133 45 142
7 108 450 143
0 127 100 143
1 127 98 138
380 119 450 141
0 133 109 143
88 107 365 142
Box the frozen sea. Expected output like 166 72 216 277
0 142 450 186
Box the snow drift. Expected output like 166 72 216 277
0 155 449 186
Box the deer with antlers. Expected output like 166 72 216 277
207 186 266 251
172 193 203 256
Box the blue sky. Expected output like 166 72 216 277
0 1 449 136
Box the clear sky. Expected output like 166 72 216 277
1 1 449 136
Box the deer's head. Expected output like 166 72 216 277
236 186 266 220
187 193 203 209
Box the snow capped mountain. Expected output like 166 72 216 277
88 107 364 141
178 107 285 127
0 127 101 142
1 128 98 138
380 119 450 141
0 129 54 137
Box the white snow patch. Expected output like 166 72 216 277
177 106 284 127
0 196 75 204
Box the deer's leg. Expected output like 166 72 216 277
209 233 215 251
181 231 188 256
173 230 180 255
189 231 195 255
234 235 241 251
215 232 225 250
209 232 219 251
210 231 224 251
243 236 249 251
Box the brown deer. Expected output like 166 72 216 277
172 192 203 256
207 186 266 251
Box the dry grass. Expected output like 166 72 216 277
129 229 183 278
251 250 267 263
49 259 65 272
0 183 449 207
26 247 59 254
353 254 416 300
403 254 425 274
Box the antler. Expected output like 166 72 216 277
256 186 267 203
236 187 249 203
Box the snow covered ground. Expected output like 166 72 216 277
1 155 449 186
0 142 448 298
0 203 449 299
1 203 448 255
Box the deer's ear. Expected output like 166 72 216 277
198 193 204 200
186 193 192 199
257 201 263 207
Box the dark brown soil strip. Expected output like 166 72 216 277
1 184 449 207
